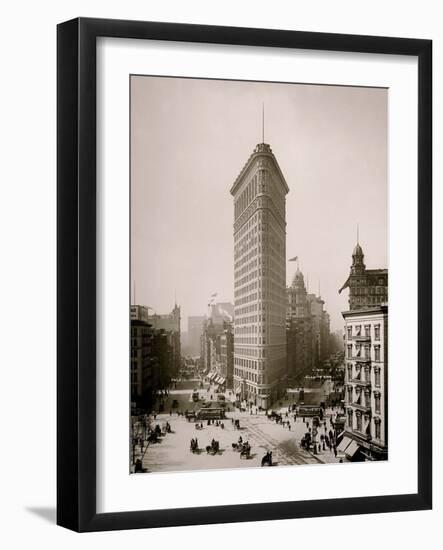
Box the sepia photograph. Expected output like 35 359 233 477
129 75 388 474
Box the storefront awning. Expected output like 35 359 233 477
337 436 352 453
235 387 242 394
218 377 225 385
345 440 360 458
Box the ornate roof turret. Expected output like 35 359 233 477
353 242 364 257
291 267 305 289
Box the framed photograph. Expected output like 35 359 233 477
57 17 432 532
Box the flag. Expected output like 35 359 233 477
211 292 218 297
288 256 298 262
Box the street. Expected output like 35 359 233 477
131 379 344 473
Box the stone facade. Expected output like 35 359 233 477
342 306 388 460
340 242 388 461
231 143 289 408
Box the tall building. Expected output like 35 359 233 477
187 315 206 356
286 266 331 383
219 325 234 389
130 318 158 409
307 293 330 364
149 304 181 376
339 241 388 461
230 142 289 408
286 268 313 382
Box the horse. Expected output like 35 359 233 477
261 452 273 467
240 446 250 459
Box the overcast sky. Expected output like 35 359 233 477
131 76 387 331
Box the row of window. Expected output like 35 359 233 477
234 174 259 220
234 368 265 384
347 324 381 339
234 245 258 269
346 364 382 386
346 386 382 412
235 347 266 358
346 343 381 361
347 409 382 439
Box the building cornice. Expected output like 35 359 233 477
230 143 290 196
342 305 388 318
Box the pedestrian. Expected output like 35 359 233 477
333 445 337 457
288 423 291 431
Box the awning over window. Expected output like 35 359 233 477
235 387 242 394
337 436 352 453
345 440 360 458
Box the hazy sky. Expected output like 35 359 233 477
131 76 387 331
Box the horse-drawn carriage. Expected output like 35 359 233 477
232 440 251 459
205 439 220 455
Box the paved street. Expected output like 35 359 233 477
132 380 344 473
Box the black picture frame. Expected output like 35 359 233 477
57 17 432 532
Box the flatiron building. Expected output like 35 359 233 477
230 143 289 409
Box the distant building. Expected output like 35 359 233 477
286 268 313 382
231 142 289 408
208 303 234 326
130 303 181 410
187 315 206 356
219 325 234 389
130 305 151 324
307 293 330 364
149 304 181 376
339 241 388 461
130 319 158 409
200 302 234 387
286 267 331 383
